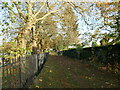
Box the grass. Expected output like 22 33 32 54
30 55 120 88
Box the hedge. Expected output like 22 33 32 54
62 44 120 65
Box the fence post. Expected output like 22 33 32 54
37 54 40 72
35 54 38 75
0 57 3 89
2 57 4 78
18 56 22 88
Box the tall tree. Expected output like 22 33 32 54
96 2 120 45
1 1 93 54
1 1 61 54
35 14 58 52
61 6 79 47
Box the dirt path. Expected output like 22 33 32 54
30 55 120 88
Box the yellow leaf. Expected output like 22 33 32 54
35 85 39 88
49 70 52 72
39 79 43 82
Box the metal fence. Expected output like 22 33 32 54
0 53 49 88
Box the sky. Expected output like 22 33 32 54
0 0 117 2
0 0 115 47
0 10 3 45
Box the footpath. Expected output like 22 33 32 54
30 55 120 88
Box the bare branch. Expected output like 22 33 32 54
69 2 87 12
25 2 29 5
36 9 61 21
7 7 19 17
34 0 47 17
25 2 29 7
13 2 26 19
68 2 91 25
27 1 33 16
46 1 50 12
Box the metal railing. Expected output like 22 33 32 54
0 53 49 88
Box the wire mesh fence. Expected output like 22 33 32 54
0 53 49 88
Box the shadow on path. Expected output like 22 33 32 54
30 55 120 88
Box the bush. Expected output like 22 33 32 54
63 44 120 67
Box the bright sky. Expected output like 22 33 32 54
0 10 3 45
0 0 115 46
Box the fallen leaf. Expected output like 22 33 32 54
68 68 70 70
49 70 52 72
36 85 39 88
39 79 43 82
105 82 110 85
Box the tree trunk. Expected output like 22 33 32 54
39 39 44 53
32 39 37 54
32 25 38 54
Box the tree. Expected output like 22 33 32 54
1 1 61 54
35 14 58 52
60 6 79 48
96 2 120 45
1 1 94 54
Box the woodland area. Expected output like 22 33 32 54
0 0 120 88
0 1 119 57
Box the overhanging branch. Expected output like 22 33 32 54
13 2 26 19
34 0 48 17
68 2 91 26
36 9 61 21
7 7 19 17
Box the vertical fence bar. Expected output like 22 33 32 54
14 57 17 88
12 58 14 88
18 56 22 88
9 64 12 88
0 57 2 90
35 54 38 75
1 53 48 89
1 57 4 88
2 58 4 85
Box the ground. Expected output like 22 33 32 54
30 55 120 88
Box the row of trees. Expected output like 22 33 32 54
77 1 120 47
0 1 120 56
0 1 81 56
91 2 120 46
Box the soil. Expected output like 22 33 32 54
30 55 120 88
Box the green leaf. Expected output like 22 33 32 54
11 20 15 23
5 2 8 5
12 4 14 7
2 6 4 9
18 2 21 5
0 55 4 58
2 2 5 4
5 22 9 26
